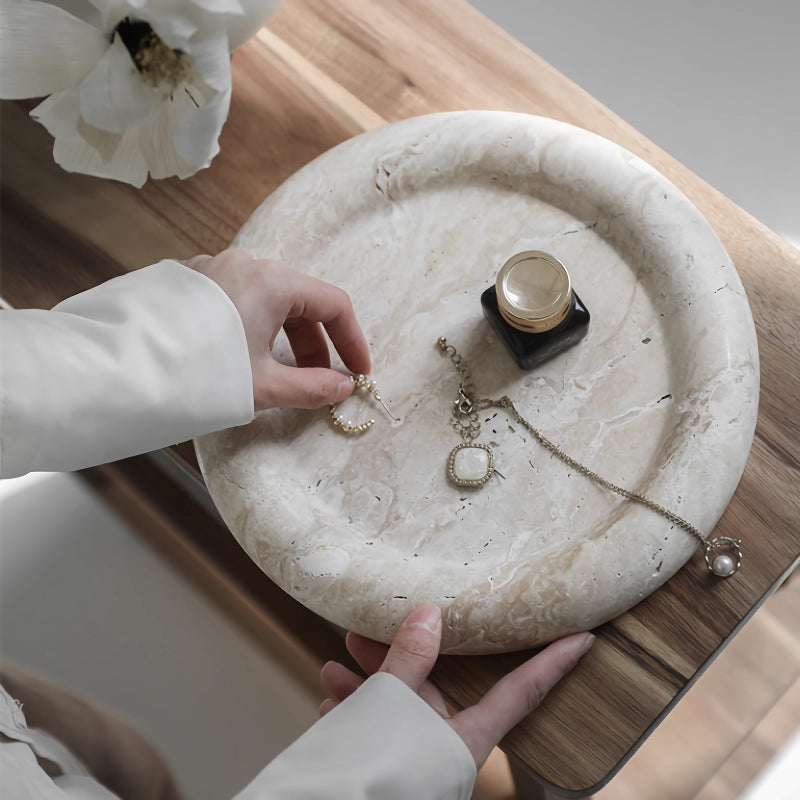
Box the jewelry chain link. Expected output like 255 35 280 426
437 337 707 549
496 396 707 548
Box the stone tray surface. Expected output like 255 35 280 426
196 111 759 654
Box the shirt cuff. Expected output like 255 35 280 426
1 259 254 477
234 672 476 800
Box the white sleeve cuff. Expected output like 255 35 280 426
1 260 254 478
234 672 476 800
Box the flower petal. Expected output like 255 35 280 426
137 91 195 179
0 0 108 99
170 82 231 168
48 1 102 28
190 0 244 15
86 0 128 36
79 35 158 133
77 116 124 161
33 86 128 161
31 87 84 139
31 89 149 187
55 125 150 186
225 0 282 50
187 28 232 92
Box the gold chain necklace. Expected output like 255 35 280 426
438 337 743 578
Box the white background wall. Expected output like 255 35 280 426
471 0 799 250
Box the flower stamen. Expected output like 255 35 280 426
115 18 189 90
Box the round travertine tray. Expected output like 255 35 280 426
196 111 759 654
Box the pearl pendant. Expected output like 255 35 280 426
711 554 736 577
703 536 743 578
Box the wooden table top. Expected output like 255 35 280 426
2 1 798 794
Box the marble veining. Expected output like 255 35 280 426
196 111 759 653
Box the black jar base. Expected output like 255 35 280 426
480 286 590 370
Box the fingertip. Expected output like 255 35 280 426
255 363 358 410
560 631 595 664
340 330 371 373
404 603 442 634
339 352 371 381
335 376 355 403
379 604 443 691
319 698 337 717
349 348 372 377
576 632 596 658
319 660 337 680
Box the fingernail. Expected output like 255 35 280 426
407 604 442 633
576 632 595 658
335 378 352 403
319 699 337 717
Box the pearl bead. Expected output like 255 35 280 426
712 554 736 577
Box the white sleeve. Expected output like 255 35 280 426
1 684 119 799
0 260 254 478
234 672 477 800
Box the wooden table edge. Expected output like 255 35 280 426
510 557 800 798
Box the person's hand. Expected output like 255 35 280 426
319 604 594 768
183 249 371 411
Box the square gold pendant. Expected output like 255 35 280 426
447 443 495 487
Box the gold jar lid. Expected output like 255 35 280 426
495 251 572 333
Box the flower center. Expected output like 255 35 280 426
115 18 190 90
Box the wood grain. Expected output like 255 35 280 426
593 574 800 800
470 574 800 800
1 0 798 795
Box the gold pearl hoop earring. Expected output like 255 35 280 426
329 374 400 435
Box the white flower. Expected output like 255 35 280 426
0 0 279 186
